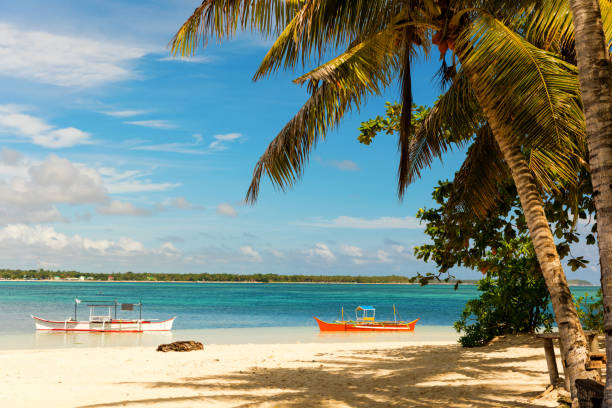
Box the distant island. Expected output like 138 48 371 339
0 269 595 286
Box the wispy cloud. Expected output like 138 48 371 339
315 156 360 171
0 224 181 260
131 134 206 155
98 167 180 194
209 133 244 151
216 203 238 217
96 200 151 216
103 110 149 118
340 244 364 257
125 120 176 129
0 23 146 87
307 243 336 262
299 216 423 229
158 55 213 63
240 245 262 262
0 105 92 148
156 197 205 211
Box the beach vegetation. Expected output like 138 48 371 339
412 178 596 347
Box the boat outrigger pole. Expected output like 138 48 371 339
393 304 396 323
341 306 344 322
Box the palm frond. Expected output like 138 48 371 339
292 20 431 86
455 13 585 191
398 30 414 199
524 0 573 52
447 125 509 218
407 69 481 184
245 57 396 202
253 0 408 79
170 0 300 56
524 0 612 55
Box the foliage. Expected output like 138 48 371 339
575 289 604 333
408 177 596 346
357 102 430 145
454 256 554 347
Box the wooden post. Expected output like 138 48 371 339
542 338 560 386
557 337 571 391
587 332 600 353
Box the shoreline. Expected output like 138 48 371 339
0 279 479 285
0 279 600 286
0 325 459 350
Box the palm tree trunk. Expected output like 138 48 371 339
567 0 612 403
467 73 596 398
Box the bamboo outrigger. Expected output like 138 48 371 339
314 305 419 332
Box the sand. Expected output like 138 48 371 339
0 335 564 408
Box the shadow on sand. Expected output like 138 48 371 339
79 336 551 408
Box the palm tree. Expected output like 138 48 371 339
171 0 599 396
564 0 612 401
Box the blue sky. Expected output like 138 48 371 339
0 1 599 282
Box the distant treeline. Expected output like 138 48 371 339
0 269 447 283
0 269 593 285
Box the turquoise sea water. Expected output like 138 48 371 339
0 281 600 335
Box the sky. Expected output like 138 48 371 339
0 0 600 282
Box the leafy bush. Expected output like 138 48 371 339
454 256 553 347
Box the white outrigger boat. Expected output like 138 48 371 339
31 297 175 332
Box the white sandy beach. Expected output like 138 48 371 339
0 334 566 408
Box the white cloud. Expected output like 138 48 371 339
307 243 336 262
125 120 176 129
0 148 22 166
391 244 405 254
0 152 182 224
217 203 238 217
300 215 423 229
0 224 182 261
0 23 146 87
330 160 359 171
315 157 360 171
131 134 206 155
103 110 149 118
240 245 262 262
376 250 391 263
96 200 150 216
340 244 364 257
0 155 107 206
171 197 191 209
0 206 65 225
98 167 180 194
158 55 212 63
0 154 106 224
0 105 91 148
156 197 204 211
209 133 244 151
269 249 285 259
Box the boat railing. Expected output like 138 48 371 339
89 315 112 323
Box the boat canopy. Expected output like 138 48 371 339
355 305 376 322
73 297 143 322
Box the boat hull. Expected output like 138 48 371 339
31 315 175 332
314 317 419 332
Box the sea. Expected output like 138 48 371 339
0 281 600 349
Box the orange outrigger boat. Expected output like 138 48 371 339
314 305 419 332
